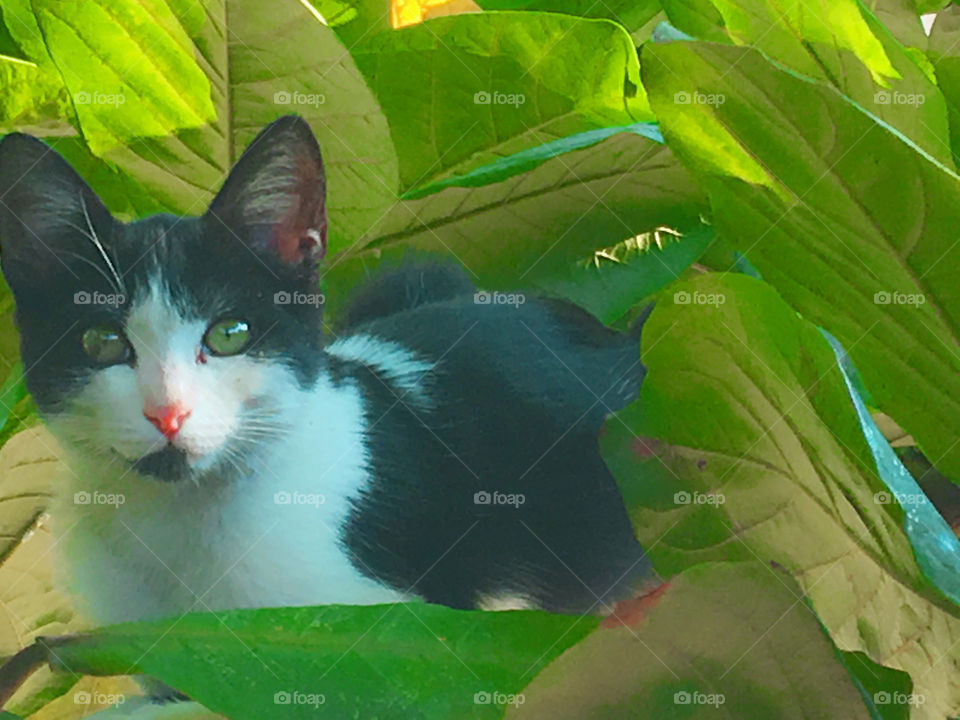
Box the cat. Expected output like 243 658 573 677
0 115 657 629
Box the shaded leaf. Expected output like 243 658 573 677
361 125 705 284
531 224 715 324
511 563 872 720
351 13 652 191
641 39 960 482
602 273 960 718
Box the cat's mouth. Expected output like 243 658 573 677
131 444 193 482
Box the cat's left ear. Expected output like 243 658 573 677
206 115 327 265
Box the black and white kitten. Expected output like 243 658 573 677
0 116 655 626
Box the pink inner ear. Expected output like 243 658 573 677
272 223 326 264
270 158 326 264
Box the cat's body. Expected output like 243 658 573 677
0 116 654 627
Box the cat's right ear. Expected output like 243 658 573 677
0 133 115 284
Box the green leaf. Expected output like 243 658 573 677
838 650 914 720
0 59 71 131
30 0 216 155
23 0 399 255
658 0 953 167
360 125 706 284
657 1 729 42
0 0 56 70
927 6 960 168
472 0 660 34
306 0 392 48
511 563 873 720
0 363 26 433
663 0 897 81
46 603 597 719
351 12 652 192
862 0 928 49
602 273 960 718
0 4 28 61
531 223 716 324
403 122 664 199
641 39 960 482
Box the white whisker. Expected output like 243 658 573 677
78 192 124 294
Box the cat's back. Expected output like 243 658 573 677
333 273 643 428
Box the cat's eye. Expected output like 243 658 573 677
204 318 251 357
81 326 132 366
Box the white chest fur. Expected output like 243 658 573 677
51 372 409 626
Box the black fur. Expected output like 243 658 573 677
334 271 653 611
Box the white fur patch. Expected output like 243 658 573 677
326 334 434 403
476 593 538 611
53 371 410 624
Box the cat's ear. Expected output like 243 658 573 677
206 115 327 265
0 133 115 281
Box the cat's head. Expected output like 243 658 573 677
0 116 329 482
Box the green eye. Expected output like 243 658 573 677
204 318 251 356
81 326 132 365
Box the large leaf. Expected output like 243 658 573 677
640 39 960 483
41 603 597 719
30 0 216 154
510 563 874 719
602 274 960 719
358 124 706 284
351 12 652 192
658 0 952 166
25 0 398 254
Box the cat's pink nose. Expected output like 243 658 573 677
143 404 191 440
